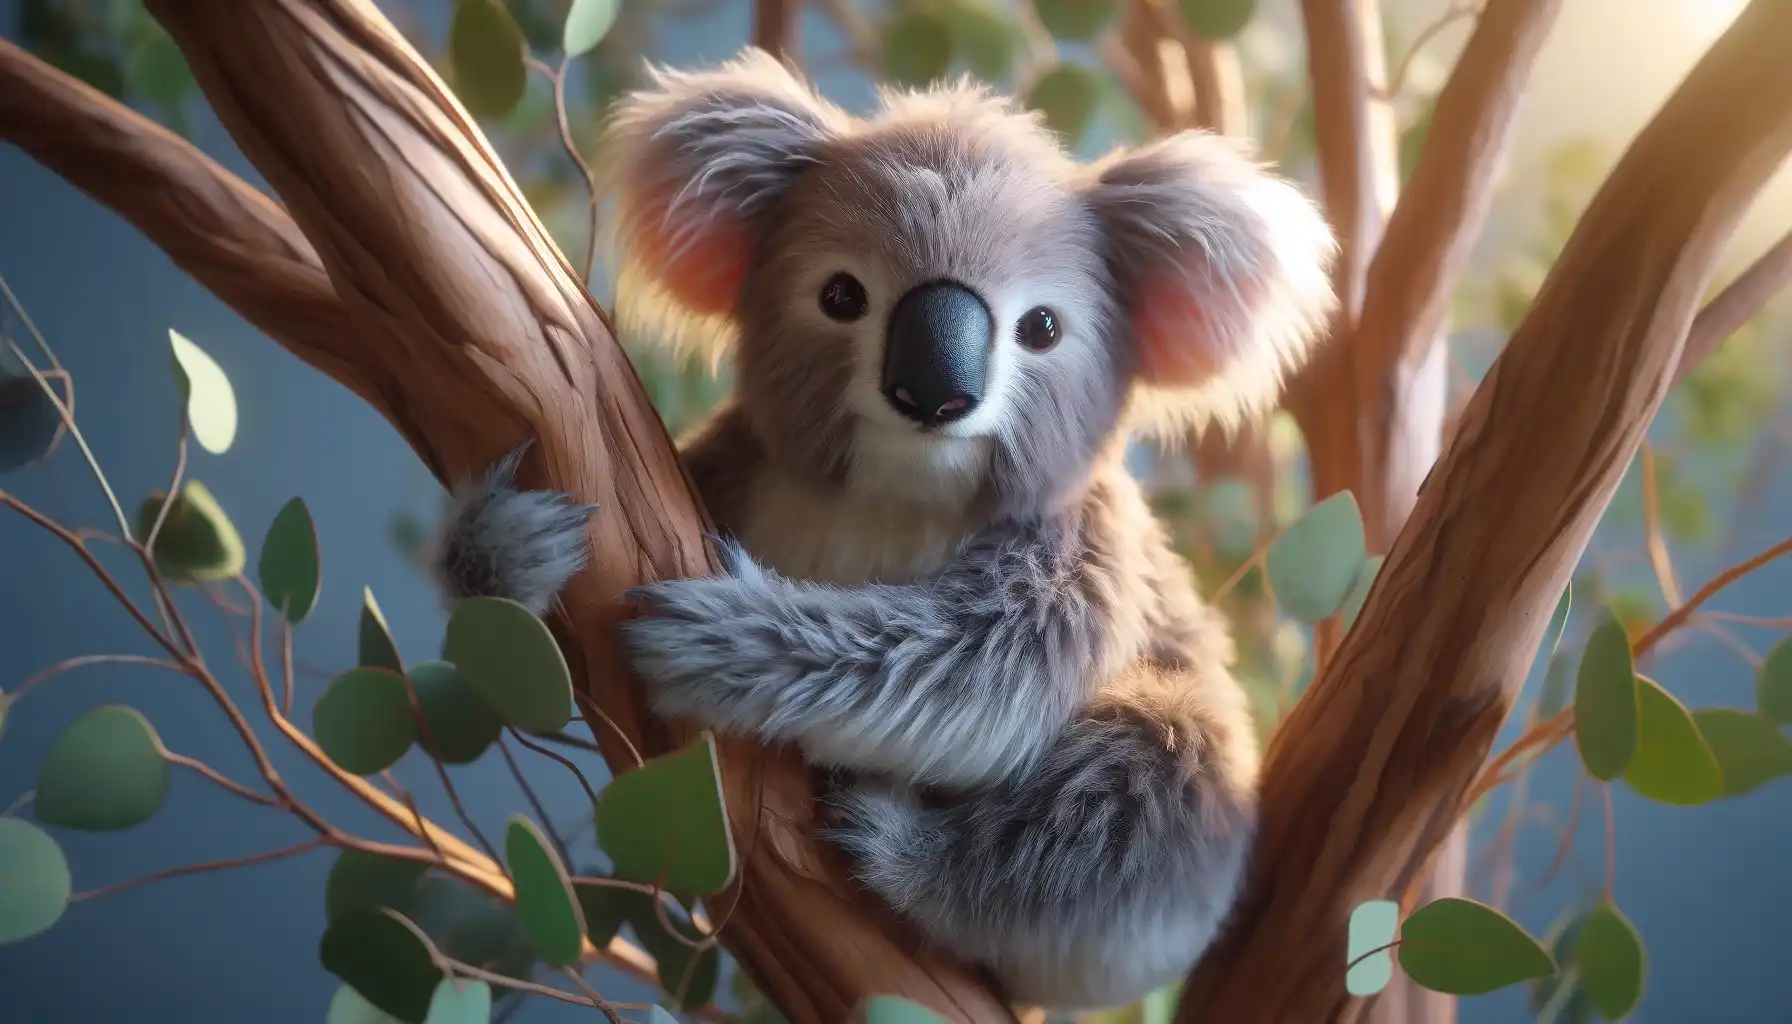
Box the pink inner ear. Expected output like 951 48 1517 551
1132 277 1226 386
628 187 750 315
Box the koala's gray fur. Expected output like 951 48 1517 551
433 49 1336 1009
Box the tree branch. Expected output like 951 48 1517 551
1677 225 1792 385
1177 1 1792 1019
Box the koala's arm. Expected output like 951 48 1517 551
617 527 1110 790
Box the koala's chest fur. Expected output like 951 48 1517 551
731 471 973 586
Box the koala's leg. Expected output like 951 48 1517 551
432 445 597 615
823 683 1257 1010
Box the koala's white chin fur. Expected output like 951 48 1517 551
847 423 990 511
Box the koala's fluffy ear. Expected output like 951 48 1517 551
600 49 843 320
1085 132 1337 430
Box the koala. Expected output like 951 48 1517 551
433 50 1336 1010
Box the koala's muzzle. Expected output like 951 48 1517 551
881 281 993 428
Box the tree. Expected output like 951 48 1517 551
2 1 1792 1022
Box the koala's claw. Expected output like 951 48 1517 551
434 446 597 616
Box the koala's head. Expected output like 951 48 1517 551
602 49 1336 518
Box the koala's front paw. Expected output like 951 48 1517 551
615 541 781 729
437 446 597 616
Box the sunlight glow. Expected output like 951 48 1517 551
1684 0 1748 37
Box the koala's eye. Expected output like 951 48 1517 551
1016 307 1060 353
819 273 869 322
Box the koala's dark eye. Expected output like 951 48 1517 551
1015 306 1060 353
819 273 869 322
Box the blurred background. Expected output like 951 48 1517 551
1 0 1789 1021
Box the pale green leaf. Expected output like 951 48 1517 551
1265 491 1367 623
1346 899 1399 997
168 328 236 454
562 0 619 58
0 818 70 944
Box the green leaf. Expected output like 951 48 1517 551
0 374 64 474
596 732 736 895
450 0 528 121
1340 554 1384 631
1265 490 1368 623
1575 904 1645 1020
1023 64 1103 149
0 818 71 944
562 0 619 57
1622 676 1722 806
167 328 236 455
943 0 1015 81
1538 653 1573 719
135 480 246 582
881 9 954 87
124 25 194 121
410 661 503 765
860 996 950 1024
1345 899 1399 997
327 984 406 1024
395 875 534 983
259 496 321 623
1692 708 1792 796
1573 614 1638 781
1547 580 1573 657
425 978 492 1024
1397 897 1555 996
441 597 572 733
592 886 719 1009
314 667 417 775
321 909 444 1024
325 849 430 922
1033 0 1117 40
1529 908 1593 1024
505 816 586 966
574 880 630 946
1756 636 1792 724
35 704 169 831
648 1009 679 1024
359 587 405 674
1177 0 1258 40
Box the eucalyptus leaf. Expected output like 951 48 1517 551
424 978 492 1024
450 0 528 121
320 909 444 1024
167 328 236 455
1265 490 1368 623
136 480 245 582
0 818 70 944
943 0 1015 81
1692 708 1792 796
259 496 321 622
1033 0 1117 40
859 996 950 1024
1023 64 1103 149
881 9 954 87
1547 580 1573 657
325 849 429 922
327 984 406 1024
596 732 736 894
1756 636 1792 724
1575 904 1645 1020
1176 0 1258 39
1345 898 1398 997
1397 897 1555 996
314 667 417 775
0 374 64 474
562 0 619 58
410 661 502 765
1340 554 1384 631
1622 676 1722 806
359 587 405 674
35 704 169 831
505 816 586 966
1573 613 1638 781
1538 653 1573 719
441 597 572 733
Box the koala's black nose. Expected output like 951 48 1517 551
881 281 992 428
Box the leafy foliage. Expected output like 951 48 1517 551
135 480 245 582
1397 897 1556 996
450 0 528 120
314 667 418 776
1622 676 1722 806
35 704 169 831
441 596 573 733
596 732 737 895
259 496 321 623
0 374 65 474
505 815 586 965
0 818 71 944
1265 490 1368 623
1573 613 1639 781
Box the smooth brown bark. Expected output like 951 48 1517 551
1178 3 1792 1021
2 2 1009 1020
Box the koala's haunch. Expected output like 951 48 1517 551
433 49 1337 1010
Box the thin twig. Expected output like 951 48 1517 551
1634 534 1792 655
575 691 645 769
141 413 195 653
498 733 572 866
2 791 34 817
1677 225 1792 386
163 750 282 808
1517 770 1583 906
1640 443 1684 606
382 637 503 868
510 728 604 810
1700 610 1792 630
12 652 183 702
384 770 446 863
1370 2 1483 102
1 493 180 657
281 618 295 716
2 337 130 540
70 838 328 902
525 55 601 283
1601 783 1615 900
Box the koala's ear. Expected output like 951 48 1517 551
1085 132 1336 418
600 49 844 316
